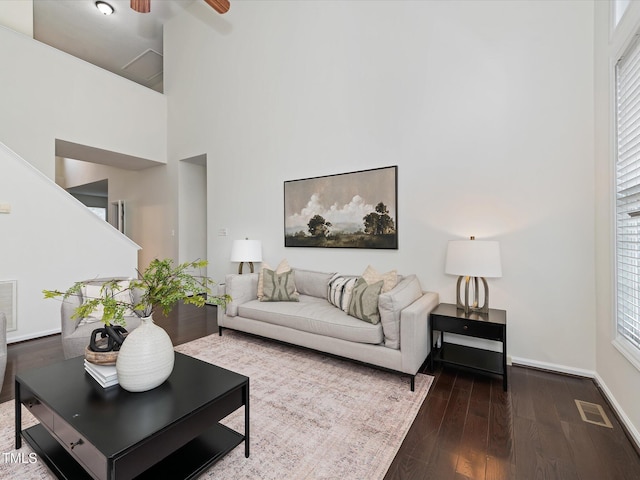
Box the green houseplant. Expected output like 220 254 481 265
44 258 230 326
44 258 231 392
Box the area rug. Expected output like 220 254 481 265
0 330 432 479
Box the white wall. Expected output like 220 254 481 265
0 20 173 340
0 18 176 266
57 157 136 232
178 157 207 266
0 25 167 180
166 0 596 371
0 143 139 343
56 157 174 268
2 0 636 443
594 0 640 448
119 163 179 269
0 0 32 37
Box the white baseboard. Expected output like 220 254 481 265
593 372 640 449
7 328 61 345
510 356 596 378
511 355 640 450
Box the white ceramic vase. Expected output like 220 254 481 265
116 315 175 392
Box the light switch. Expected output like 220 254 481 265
218 228 228 236
0 203 11 214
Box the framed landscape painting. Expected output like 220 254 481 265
284 166 398 249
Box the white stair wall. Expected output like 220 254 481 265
0 142 140 343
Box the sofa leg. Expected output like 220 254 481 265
410 375 415 392
219 326 223 336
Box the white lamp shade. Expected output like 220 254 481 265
445 240 502 278
230 239 263 263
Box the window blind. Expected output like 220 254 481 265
616 36 640 351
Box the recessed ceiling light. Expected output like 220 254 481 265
95 1 115 15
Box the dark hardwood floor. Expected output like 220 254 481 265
385 365 640 480
3 304 640 479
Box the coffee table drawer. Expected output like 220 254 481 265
53 412 107 480
22 393 53 431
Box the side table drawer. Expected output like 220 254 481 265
432 315 504 341
53 412 107 480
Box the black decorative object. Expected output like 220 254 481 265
89 326 128 353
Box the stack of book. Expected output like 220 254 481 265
84 360 119 388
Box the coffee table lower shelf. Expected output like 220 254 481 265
23 422 244 480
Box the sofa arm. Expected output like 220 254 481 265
225 273 259 316
400 291 439 374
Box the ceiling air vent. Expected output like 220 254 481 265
122 49 163 81
575 399 613 428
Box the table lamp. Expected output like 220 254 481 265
231 239 262 274
445 236 502 314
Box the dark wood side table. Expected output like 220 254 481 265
429 303 508 391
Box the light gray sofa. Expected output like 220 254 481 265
218 268 439 390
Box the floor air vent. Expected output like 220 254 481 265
575 399 613 428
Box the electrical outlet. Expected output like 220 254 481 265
0 203 11 214
218 228 228 236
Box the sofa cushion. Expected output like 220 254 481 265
328 274 358 312
237 295 383 345
362 265 398 293
261 269 299 302
293 269 335 299
347 277 384 324
378 274 423 349
258 259 291 299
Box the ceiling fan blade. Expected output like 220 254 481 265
131 0 151 14
204 0 230 14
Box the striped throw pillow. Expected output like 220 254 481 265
327 274 359 313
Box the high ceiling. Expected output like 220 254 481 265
33 0 197 92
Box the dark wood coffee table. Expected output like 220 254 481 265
15 352 249 480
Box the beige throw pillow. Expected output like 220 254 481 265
361 265 398 293
347 277 384 324
260 269 299 302
257 259 291 299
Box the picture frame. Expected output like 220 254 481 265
0 280 17 332
284 166 398 249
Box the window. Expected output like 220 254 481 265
615 0 631 27
616 35 640 359
87 206 107 221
